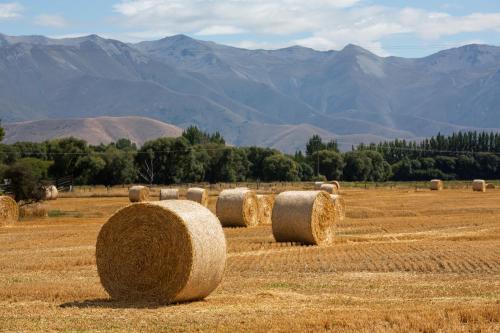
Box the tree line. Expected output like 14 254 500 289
1 122 500 201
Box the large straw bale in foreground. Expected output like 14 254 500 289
320 183 338 194
272 191 336 246
160 188 180 201
216 189 258 227
129 186 149 203
314 182 324 190
96 200 227 304
430 179 444 191
257 195 275 225
45 185 58 201
186 188 209 207
330 194 346 221
0 196 19 226
473 180 486 192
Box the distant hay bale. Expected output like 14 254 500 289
332 181 341 191
314 182 324 190
45 185 58 201
330 194 346 221
272 191 337 246
486 183 496 189
216 189 258 227
186 188 208 207
160 188 180 201
472 180 486 192
96 200 227 304
430 179 444 191
257 195 275 225
129 186 149 203
320 183 338 194
0 196 19 226
19 203 48 219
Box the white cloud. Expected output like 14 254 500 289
196 25 245 36
34 14 70 28
0 2 22 19
112 1 500 54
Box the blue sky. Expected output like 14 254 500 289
1 0 500 57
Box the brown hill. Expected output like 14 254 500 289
4 116 183 146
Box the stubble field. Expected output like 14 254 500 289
0 185 499 332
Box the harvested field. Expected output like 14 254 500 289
0 187 499 332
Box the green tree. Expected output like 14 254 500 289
0 120 4 143
297 161 314 181
311 150 344 180
74 153 106 185
206 147 250 183
47 138 89 179
99 145 137 185
343 151 372 181
306 135 325 157
4 159 50 203
262 154 300 181
246 147 278 180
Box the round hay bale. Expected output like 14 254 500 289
257 195 275 225
320 183 337 194
314 182 324 190
332 181 341 191
19 203 48 219
472 180 486 192
0 196 19 226
486 183 496 189
186 188 208 207
330 194 346 221
272 191 337 246
45 185 58 201
160 188 180 201
96 200 227 304
430 179 444 191
216 189 258 227
129 186 150 203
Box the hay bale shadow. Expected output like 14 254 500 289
59 298 199 309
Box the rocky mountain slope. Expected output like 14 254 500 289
1 33 500 151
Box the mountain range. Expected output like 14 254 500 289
3 116 182 146
1 33 500 151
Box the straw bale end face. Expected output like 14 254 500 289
96 200 227 304
257 195 275 225
472 180 486 192
272 191 337 246
430 180 444 191
0 196 19 226
216 189 259 227
129 186 150 203
186 188 209 207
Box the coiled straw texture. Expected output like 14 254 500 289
272 191 337 246
0 196 19 226
216 189 258 227
129 186 149 203
96 200 227 304
186 188 208 207
330 194 346 221
257 195 275 225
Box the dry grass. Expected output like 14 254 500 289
0 187 499 332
